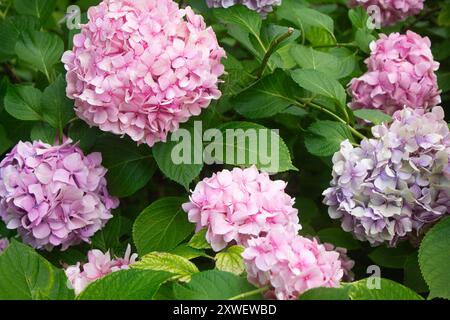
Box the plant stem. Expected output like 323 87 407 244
228 286 270 300
256 28 294 78
295 100 366 140
2 63 20 83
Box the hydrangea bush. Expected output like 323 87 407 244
0 0 448 301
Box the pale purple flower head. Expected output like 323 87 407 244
206 0 282 16
242 230 345 300
182 166 300 251
62 0 226 147
323 107 450 246
0 140 119 250
348 31 441 115
0 238 8 253
65 244 138 295
348 0 424 27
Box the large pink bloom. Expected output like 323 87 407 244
243 230 345 300
62 0 225 147
0 140 119 250
65 244 138 295
348 31 440 115
182 166 300 251
348 0 424 27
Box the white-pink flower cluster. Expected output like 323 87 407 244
348 31 441 115
243 230 344 300
182 166 300 251
65 244 138 295
62 0 226 147
184 166 354 299
349 0 424 27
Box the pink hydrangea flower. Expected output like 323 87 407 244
65 244 138 295
62 0 226 147
348 0 424 27
242 230 345 300
0 140 119 250
182 166 300 251
348 31 441 115
0 238 8 253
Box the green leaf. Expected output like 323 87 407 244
0 240 74 300
290 69 346 109
132 252 199 282
0 124 13 155
215 245 245 275
304 120 354 157
213 5 262 42
152 125 203 190
438 4 450 27
217 121 297 173
78 269 171 300
369 243 415 269
355 28 375 54
348 6 370 29
13 0 56 23
348 278 423 300
68 121 101 152
133 197 194 255
300 286 350 300
174 270 259 300
419 217 450 299
188 228 212 250
290 45 355 79
0 15 40 62
41 75 75 131
317 227 361 250
353 109 392 125
404 252 429 294
233 70 298 119
93 135 155 197
15 30 64 80
91 213 121 253
4 84 43 121
170 244 210 260
30 122 56 144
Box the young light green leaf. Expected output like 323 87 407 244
188 228 212 250
15 30 63 80
215 245 245 275
78 269 171 300
419 217 450 299
4 84 43 121
304 120 354 157
132 252 199 282
170 244 210 260
174 270 260 300
0 239 74 300
299 286 350 300
133 197 194 255
290 69 347 109
348 278 423 300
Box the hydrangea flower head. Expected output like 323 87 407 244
0 238 8 253
348 0 424 27
65 244 138 295
206 0 282 16
242 230 345 300
0 140 119 250
349 31 440 115
62 0 226 147
323 107 450 245
182 166 300 251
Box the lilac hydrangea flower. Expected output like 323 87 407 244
0 238 8 253
323 107 450 246
206 0 282 16
0 140 119 250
